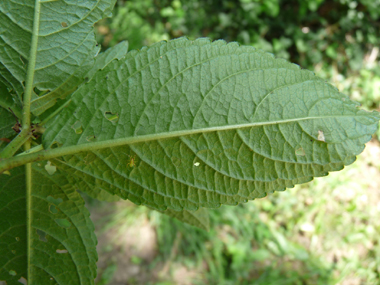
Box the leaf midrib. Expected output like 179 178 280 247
0 113 367 174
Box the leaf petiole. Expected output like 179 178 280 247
0 128 32 159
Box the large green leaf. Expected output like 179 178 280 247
0 107 15 140
0 81 21 139
0 0 116 115
42 38 380 211
0 164 97 284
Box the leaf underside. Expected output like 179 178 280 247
42 37 380 211
0 165 97 285
0 0 116 115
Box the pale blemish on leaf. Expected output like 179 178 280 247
71 121 83 134
47 196 63 205
2 170 11 175
55 218 71 229
49 204 58 214
318 130 325 142
295 147 306 156
56 249 68 254
45 161 56 175
36 229 47 242
86 135 96 142
83 153 96 164
9 270 16 276
104 111 119 123
61 22 68 27
194 162 200 167
12 250 16 254
15 237 20 241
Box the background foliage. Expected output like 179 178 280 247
90 0 380 284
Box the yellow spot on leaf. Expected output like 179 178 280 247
295 147 306 156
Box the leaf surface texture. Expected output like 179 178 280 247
0 165 97 284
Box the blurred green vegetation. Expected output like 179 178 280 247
96 0 380 114
91 1 380 284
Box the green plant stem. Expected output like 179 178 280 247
24 141 32 284
22 1 40 281
18 144 44 156
23 0 41 130
0 129 32 159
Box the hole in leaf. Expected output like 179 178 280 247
15 237 20 241
47 196 63 205
36 229 47 242
18 277 27 285
295 147 306 156
9 270 16 276
45 161 56 175
49 205 58 214
104 111 119 123
317 130 325 142
55 219 71 229
50 141 61 149
61 22 68 27
86 135 96 142
56 249 68 254
71 121 83 134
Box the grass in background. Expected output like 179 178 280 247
89 140 380 285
